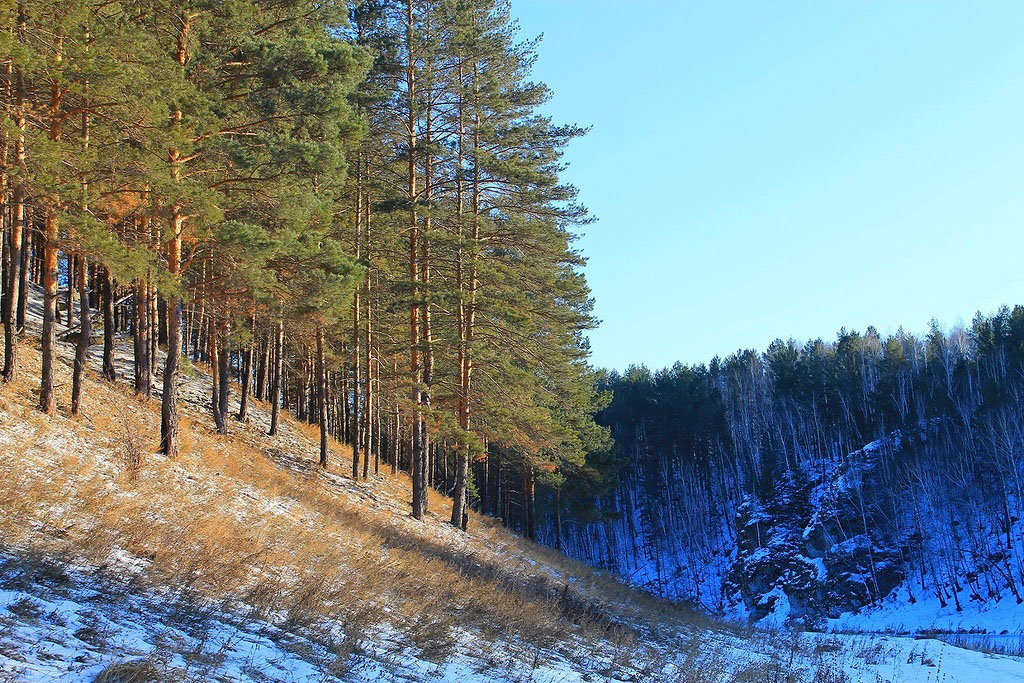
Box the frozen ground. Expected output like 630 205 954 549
3 557 1024 682
0 550 629 682
2 285 1024 681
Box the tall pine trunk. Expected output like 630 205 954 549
210 316 223 432
101 266 116 380
362 157 373 480
523 465 536 541
39 208 58 415
160 221 182 454
161 18 188 456
451 63 480 530
217 319 229 434
238 311 254 420
268 317 283 436
420 59 435 508
71 256 90 415
407 0 425 519
351 156 362 479
133 277 150 396
71 48 91 415
39 35 65 415
2 20 25 385
255 330 269 400
16 223 27 331
317 323 328 468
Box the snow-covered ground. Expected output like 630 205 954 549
0 550 639 682
4 559 1024 682
830 586 1024 635
3 285 1024 681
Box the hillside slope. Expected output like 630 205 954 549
1 288 1023 681
553 426 1024 636
547 322 1024 640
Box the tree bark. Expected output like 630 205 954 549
524 465 536 541
2 30 25 385
255 329 269 400
317 323 328 468
268 317 283 436
238 311 254 420
391 392 400 476
39 34 65 415
160 225 182 455
38 209 58 415
210 316 229 435
406 0 426 519
101 266 116 380
64 256 73 329
351 156 362 479
362 158 373 480
160 15 188 456
554 487 562 551
218 319 229 433
133 278 150 396
71 255 90 415
451 62 480 530
16 217 27 330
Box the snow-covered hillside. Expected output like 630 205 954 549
2 287 1024 681
550 338 1024 647
555 425 1024 636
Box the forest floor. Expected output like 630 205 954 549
1 286 1024 681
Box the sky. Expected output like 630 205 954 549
510 1 1024 371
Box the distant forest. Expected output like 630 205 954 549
549 309 1024 622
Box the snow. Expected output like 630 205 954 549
0 572 327 682
4 549 1024 682
0 551 638 682
4 287 1024 680
831 588 1024 635
759 587 793 628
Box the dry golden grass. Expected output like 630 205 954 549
0 337 692 674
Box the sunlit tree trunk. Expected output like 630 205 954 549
39 34 66 415
210 316 225 433
238 310 254 420
351 156 362 479
317 322 328 468
420 47 435 509
71 42 91 415
407 0 425 519
524 465 536 541
268 317 283 436
71 255 90 415
161 16 189 456
362 159 374 479
39 205 58 415
2 9 25 385
133 273 151 396
101 266 116 381
1 173 22 383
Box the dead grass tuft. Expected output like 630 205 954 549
116 408 145 482
92 658 168 683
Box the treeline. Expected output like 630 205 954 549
552 309 1024 616
0 0 609 532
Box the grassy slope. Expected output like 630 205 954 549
0 296 728 681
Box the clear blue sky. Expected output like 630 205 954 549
512 1 1024 371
